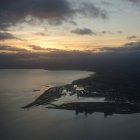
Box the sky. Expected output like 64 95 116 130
0 0 140 69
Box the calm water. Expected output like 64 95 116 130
0 69 140 140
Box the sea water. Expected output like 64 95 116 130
0 69 140 140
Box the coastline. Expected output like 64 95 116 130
22 73 94 109
22 71 140 116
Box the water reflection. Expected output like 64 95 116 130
23 83 140 118
48 101 140 118
3 70 140 140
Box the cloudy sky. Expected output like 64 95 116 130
0 0 140 68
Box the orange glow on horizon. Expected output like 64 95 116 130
0 30 134 53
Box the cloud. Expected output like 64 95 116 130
33 32 48 36
100 41 140 52
71 28 96 35
101 1 113 6
29 45 45 51
125 0 140 5
71 29 123 36
128 0 140 3
127 35 138 40
0 32 18 40
118 31 123 34
101 31 123 35
29 45 60 51
0 0 108 30
101 31 113 35
124 41 140 46
69 20 77 26
0 45 28 52
77 2 108 19
0 0 73 29
0 46 140 72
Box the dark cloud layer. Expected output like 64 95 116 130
0 45 27 52
0 48 140 74
0 0 73 29
0 0 108 30
0 41 140 70
0 32 17 40
71 28 96 35
100 42 140 52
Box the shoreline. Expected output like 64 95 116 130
22 73 94 109
22 71 140 116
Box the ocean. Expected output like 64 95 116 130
0 69 140 140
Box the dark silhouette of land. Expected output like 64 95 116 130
19 51 140 116
22 67 140 116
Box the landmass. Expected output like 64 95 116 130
22 70 140 117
